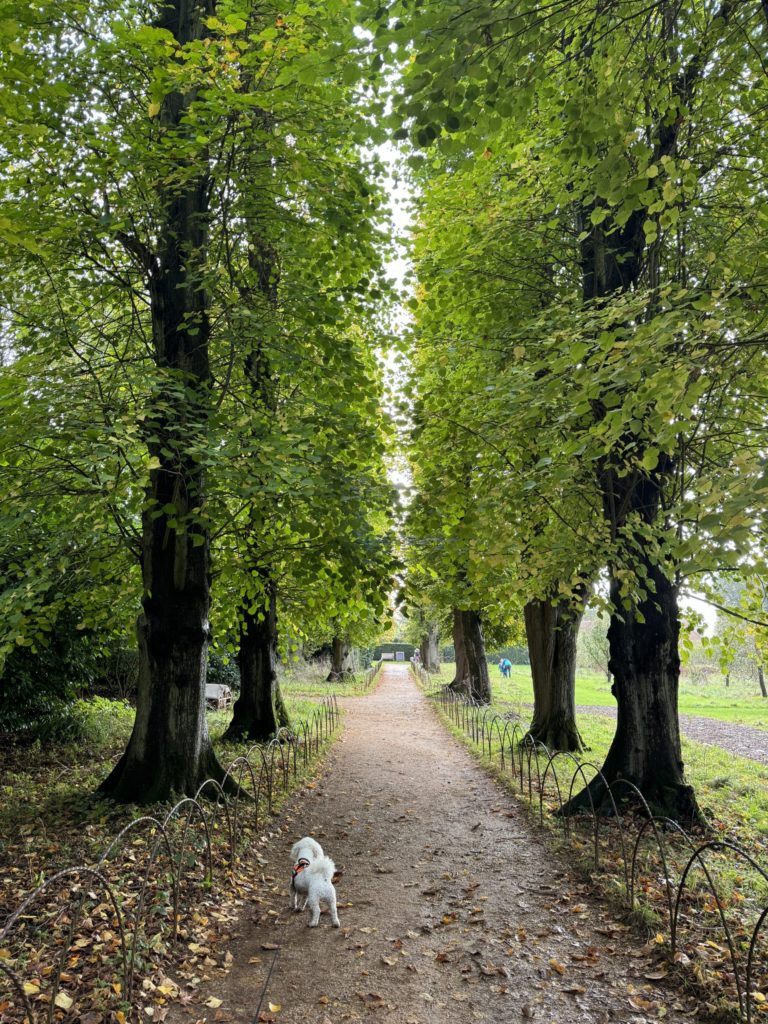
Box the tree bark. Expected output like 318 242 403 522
449 609 491 703
564 10 724 821
524 597 584 752
100 0 225 803
327 636 354 681
758 665 767 698
231 226 290 739
563 465 701 823
224 582 289 742
449 606 469 691
420 622 440 672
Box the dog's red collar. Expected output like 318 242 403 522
292 857 310 878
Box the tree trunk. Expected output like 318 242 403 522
448 607 469 691
327 636 354 681
224 584 289 742
100 0 224 803
564 544 700 824
725 670 730 688
450 609 491 703
567 34 711 819
758 665 767 698
524 597 584 752
420 622 440 672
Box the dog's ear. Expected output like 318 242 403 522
331 870 343 884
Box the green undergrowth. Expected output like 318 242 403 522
434 662 768 729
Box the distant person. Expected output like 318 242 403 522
412 650 421 665
499 657 512 679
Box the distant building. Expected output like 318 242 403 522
373 642 416 661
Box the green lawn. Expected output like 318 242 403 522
432 662 768 730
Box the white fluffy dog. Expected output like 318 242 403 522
290 836 340 928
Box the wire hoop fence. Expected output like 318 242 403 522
0 695 341 1024
361 659 383 692
424 681 768 1022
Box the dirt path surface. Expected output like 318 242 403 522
172 667 698 1024
578 705 768 765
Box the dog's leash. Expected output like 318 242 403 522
251 947 279 1024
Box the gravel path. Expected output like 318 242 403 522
578 705 768 765
169 666 703 1024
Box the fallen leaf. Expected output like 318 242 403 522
629 996 655 1011
205 997 224 1009
268 1003 281 1012
644 967 669 981
549 959 566 975
54 991 74 1011
261 943 279 950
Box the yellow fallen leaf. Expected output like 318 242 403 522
205 997 223 1009
116 1012 126 1024
112 982 121 995
655 933 665 944
23 982 40 997
0 949 10 960
269 1003 281 1012
54 992 74 1011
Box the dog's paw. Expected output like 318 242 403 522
308 920 319 928
331 920 340 928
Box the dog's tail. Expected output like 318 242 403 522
291 837 323 862
307 855 336 881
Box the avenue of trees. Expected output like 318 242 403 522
1 0 767 826
393 1 768 821
0 0 395 801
